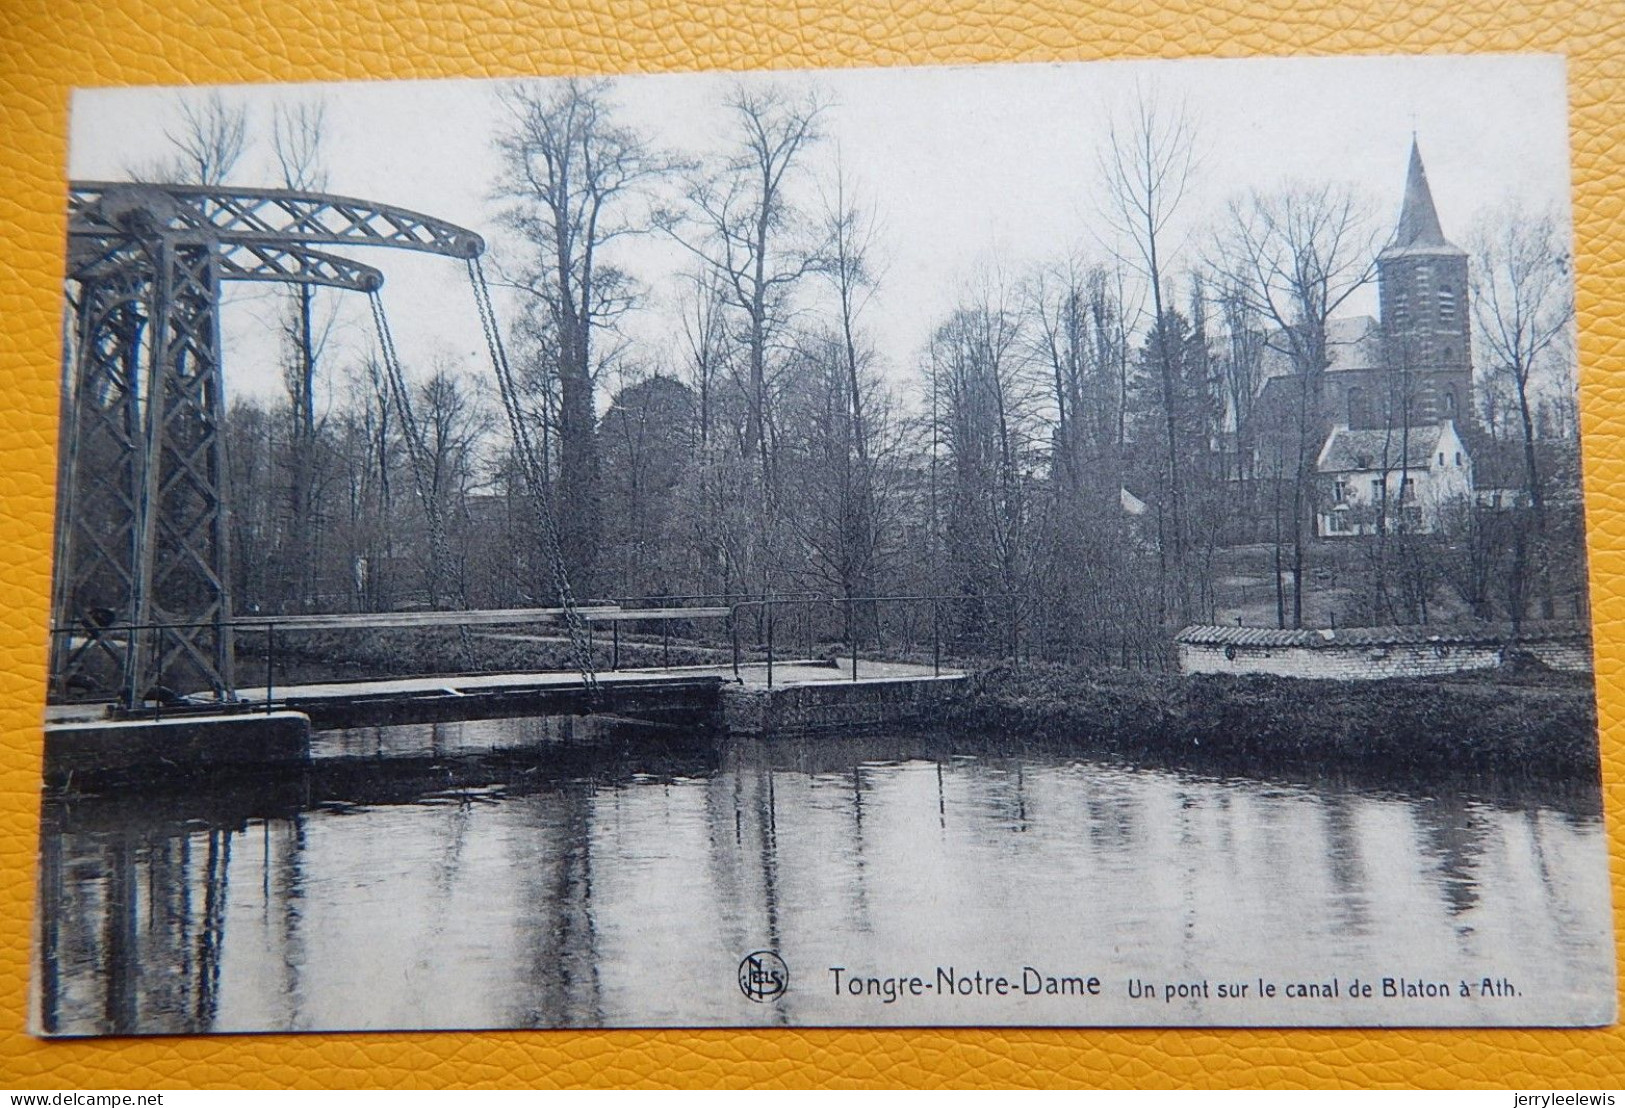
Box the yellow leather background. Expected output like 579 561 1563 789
2 0 1623 1089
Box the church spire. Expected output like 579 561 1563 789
1391 139 1451 250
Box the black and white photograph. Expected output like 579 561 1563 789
35 53 1615 1034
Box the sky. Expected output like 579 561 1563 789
66 53 1574 412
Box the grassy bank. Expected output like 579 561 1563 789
946 662 1601 781
242 626 723 686
248 628 1600 784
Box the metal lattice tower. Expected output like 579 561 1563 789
53 182 483 706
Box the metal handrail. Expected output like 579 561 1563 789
728 593 1035 687
48 601 751 712
52 590 1036 708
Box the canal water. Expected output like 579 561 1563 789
32 716 1616 1034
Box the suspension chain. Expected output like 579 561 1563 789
467 257 598 696
367 290 453 611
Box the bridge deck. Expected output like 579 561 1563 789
249 659 964 730
42 660 972 778
227 604 729 633
46 659 967 731
233 658 959 701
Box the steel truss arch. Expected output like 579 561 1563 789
52 181 484 706
69 181 485 259
70 238 386 294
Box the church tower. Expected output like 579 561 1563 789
1377 140 1472 428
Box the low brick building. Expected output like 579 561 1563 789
1175 622 1591 680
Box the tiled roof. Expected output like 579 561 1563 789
1175 621 1587 648
1318 425 1445 472
1259 315 1383 381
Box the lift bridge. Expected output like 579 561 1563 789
50 180 597 708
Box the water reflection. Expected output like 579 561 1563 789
33 720 1615 1034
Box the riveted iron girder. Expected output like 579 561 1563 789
69 235 385 294
69 182 485 259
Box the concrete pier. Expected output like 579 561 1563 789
41 658 970 785
44 710 312 784
719 659 969 736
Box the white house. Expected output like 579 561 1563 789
1315 421 1473 537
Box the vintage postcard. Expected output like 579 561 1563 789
34 53 1614 1034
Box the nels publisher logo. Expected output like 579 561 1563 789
738 951 789 1002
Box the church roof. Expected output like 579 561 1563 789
1381 140 1466 260
1258 315 1384 382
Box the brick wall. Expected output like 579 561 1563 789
1526 640 1594 673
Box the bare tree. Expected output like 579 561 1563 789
345 356 400 611
417 365 492 607
224 401 275 609
1470 202 1575 526
678 265 733 454
494 77 668 597
663 83 828 484
272 98 332 435
132 92 249 185
778 332 888 609
1097 89 1200 620
670 266 746 598
1025 257 1091 494
812 159 885 604
270 99 335 608
1211 182 1378 626
926 272 1037 647
1023 257 1165 662
1025 258 1141 506
1214 276 1266 485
